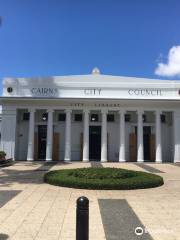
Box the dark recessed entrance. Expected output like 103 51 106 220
89 126 101 161
134 126 152 161
38 125 47 160
143 126 151 161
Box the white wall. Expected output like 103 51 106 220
54 123 65 160
173 111 180 162
71 122 83 160
162 112 173 162
107 121 119 161
1 107 17 159
16 122 29 160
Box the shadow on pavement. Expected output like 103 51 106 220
99 199 153 240
0 233 9 239
0 190 21 208
0 161 69 187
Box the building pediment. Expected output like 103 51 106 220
2 74 180 100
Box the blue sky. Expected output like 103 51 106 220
0 0 180 90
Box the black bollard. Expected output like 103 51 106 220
76 196 89 240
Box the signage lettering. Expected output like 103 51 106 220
30 87 165 98
31 88 58 96
128 89 162 96
84 88 101 95
70 103 121 107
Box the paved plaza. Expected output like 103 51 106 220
0 162 180 240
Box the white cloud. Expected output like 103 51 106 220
155 46 180 77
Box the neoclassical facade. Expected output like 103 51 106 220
1 69 180 163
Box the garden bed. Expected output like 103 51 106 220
44 167 164 190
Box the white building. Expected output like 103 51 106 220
1 68 180 163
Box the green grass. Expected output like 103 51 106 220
44 167 164 190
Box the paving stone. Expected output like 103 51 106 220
0 162 179 240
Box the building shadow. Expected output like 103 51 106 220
0 233 9 240
99 199 153 240
0 161 68 187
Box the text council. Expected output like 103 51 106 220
128 89 163 96
31 88 58 96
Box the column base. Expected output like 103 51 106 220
46 159 52 161
137 159 144 163
101 159 108 162
174 160 180 163
119 159 126 162
64 159 71 162
155 160 162 163
27 158 34 161
82 159 89 162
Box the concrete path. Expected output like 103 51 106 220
0 161 179 240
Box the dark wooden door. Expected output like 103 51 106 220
53 133 59 161
143 126 151 161
80 133 83 161
89 126 101 161
38 125 47 160
150 134 155 162
34 133 38 160
129 133 137 161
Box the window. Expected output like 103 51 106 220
23 112 30 121
91 114 98 122
107 114 114 122
125 114 131 122
7 87 13 93
42 113 48 121
143 114 146 122
74 114 82 122
58 113 66 121
161 114 166 123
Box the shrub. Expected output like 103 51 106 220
0 151 6 161
44 167 164 190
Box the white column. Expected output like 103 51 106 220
101 109 108 162
46 109 54 161
64 109 72 161
83 110 89 162
27 109 35 161
119 110 126 162
137 110 144 162
173 110 180 163
155 110 162 163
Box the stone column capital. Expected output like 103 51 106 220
28 108 36 113
47 109 54 114
83 109 90 114
101 109 108 114
137 109 144 115
118 109 126 114
155 109 162 115
65 109 72 114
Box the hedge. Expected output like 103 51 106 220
44 167 164 190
